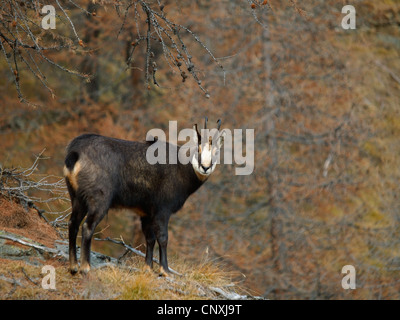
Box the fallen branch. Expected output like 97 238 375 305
0 274 23 287
210 286 246 300
0 233 68 260
209 286 264 300
94 236 181 276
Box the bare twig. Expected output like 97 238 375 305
94 236 182 276
374 60 400 85
0 0 89 104
0 150 69 225
21 267 39 286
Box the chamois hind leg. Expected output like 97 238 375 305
141 216 156 271
68 198 87 274
79 203 109 274
153 211 171 276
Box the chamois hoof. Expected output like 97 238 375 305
143 265 153 273
69 264 79 275
79 264 91 275
159 266 171 277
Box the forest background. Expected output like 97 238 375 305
1 0 400 299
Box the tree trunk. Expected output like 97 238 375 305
262 22 286 299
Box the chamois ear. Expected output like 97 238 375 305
215 119 224 149
193 124 201 145
217 129 226 149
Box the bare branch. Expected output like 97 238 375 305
94 236 182 276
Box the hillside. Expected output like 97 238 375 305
0 196 257 300
1 0 400 299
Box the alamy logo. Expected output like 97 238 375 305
41 265 56 290
41 5 56 30
341 5 356 30
145 121 254 175
341 265 356 290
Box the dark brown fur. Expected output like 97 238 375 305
64 133 205 274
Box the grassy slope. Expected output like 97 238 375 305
0 256 246 300
0 196 251 300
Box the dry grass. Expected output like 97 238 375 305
0 194 250 300
0 254 247 300
0 197 59 248
96 255 246 300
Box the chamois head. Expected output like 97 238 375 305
191 117 225 179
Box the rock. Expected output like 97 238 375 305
0 230 49 265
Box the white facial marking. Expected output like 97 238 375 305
192 143 218 178
191 125 224 180
201 144 212 168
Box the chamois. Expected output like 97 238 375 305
64 118 224 275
